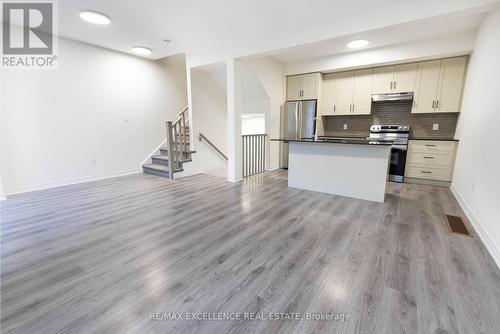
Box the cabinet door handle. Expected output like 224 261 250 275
333 105 336 112
432 100 435 109
425 144 436 147
352 104 355 112
421 171 432 174
390 82 393 90
393 81 397 90
423 156 434 159
436 100 440 109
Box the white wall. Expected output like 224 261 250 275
242 114 266 135
0 69 4 200
240 58 284 170
452 9 500 268
190 67 228 178
0 37 187 195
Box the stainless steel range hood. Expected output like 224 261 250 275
372 92 414 102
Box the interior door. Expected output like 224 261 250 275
299 100 317 139
372 66 394 94
321 73 339 115
352 69 373 115
286 76 302 101
336 71 355 114
394 63 418 93
436 57 467 113
412 60 441 113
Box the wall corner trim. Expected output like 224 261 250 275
450 185 500 270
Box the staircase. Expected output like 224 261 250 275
142 107 195 179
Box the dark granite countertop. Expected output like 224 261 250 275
323 133 460 142
270 137 393 146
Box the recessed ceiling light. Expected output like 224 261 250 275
347 40 369 49
79 11 111 25
131 47 152 56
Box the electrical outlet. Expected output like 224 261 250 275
91 158 96 165
433 123 439 131
343 124 348 130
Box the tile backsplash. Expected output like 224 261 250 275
323 100 459 139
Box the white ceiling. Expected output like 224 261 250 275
52 0 500 64
266 11 486 64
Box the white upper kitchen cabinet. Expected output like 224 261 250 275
286 73 321 101
286 75 302 100
321 73 339 115
301 73 320 100
435 57 467 113
321 70 373 115
412 60 441 113
352 69 373 115
372 64 417 94
336 71 355 115
393 63 418 93
412 57 467 114
372 66 394 94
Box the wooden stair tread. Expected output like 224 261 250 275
160 147 195 153
142 163 183 173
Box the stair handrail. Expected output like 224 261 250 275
198 133 228 161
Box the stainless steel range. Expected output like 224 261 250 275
369 125 410 183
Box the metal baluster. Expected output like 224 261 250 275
182 118 185 157
263 135 266 173
260 135 266 173
258 136 261 173
253 136 256 175
174 124 179 168
243 136 245 178
165 121 174 179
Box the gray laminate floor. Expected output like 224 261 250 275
1 170 500 334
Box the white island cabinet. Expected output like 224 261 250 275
287 141 391 202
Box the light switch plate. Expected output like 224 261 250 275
343 124 348 130
433 123 439 131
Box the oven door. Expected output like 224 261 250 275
388 145 407 183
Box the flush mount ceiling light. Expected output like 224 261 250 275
347 40 369 49
79 10 111 25
131 47 152 56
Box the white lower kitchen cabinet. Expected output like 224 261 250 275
405 140 458 182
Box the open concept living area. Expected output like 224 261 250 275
1 1 500 333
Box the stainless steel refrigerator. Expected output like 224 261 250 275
280 100 317 168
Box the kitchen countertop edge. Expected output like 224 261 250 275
270 138 393 146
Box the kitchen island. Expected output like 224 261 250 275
272 138 392 202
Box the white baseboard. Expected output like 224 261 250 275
0 192 6 201
4 169 141 196
450 185 500 269
174 168 203 178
